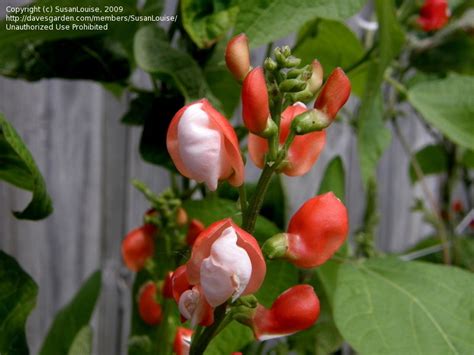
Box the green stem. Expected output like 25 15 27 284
239 184 248 215
242 164 275 233
189 304 229 355
384 72 408 97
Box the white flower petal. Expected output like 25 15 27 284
177 103 232 191
178 289 198 320
200 227 252 306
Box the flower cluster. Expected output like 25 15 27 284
121 33 351 354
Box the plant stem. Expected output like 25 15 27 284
392 119 451 264
239 184 248 215
242 164 275 233
189 304 229 355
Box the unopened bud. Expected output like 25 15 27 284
262 233 289 260
284 56 301 68
279 79 307 93
176 208 188 226
291 109 331 135
225 34 251 81
281 45 291 57
314 67 351 119
264 57 278 72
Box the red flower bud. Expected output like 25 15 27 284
251 285 320 340
173 327 193 355
314 68 351 120
263 192 348 268
171 265 191 303
242 67 272 135
418 0 449 31
249 102 326 176
167 99 244 191
121 224 155 272
225 34 251 81
138 282 163 326
162 271 174 299
186 219 205 246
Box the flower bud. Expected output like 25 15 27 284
138 282 163 326
242 67 276 136
176 207 188 227
417 0 449 31
186 219 266 307
171 265 191 303
279 79 307 93
225 34 251 81
249 102 326 176
250 285 320 340
121 224 155 272
263 192 348 268
186 218 205 246
173 327 193 355
264 57 278 72
314 68 351 120
307 60 323 94
167 99 244 191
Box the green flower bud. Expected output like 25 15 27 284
291 109 331 135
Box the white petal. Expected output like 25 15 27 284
200 227 252 307
177 103 231 191
178 289 199 320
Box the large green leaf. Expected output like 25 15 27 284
0 113 53 220
334 257 474 354
134 25 213 103
408 74 474 150
318 156 345 202
0 36 130 82
356 0 405 186
205 323 253 354
0 251 38 355
409 144 448 183
294 19 364 77
68 326 92 355
234 0 366 48
40 271 102 355
181 0 239 48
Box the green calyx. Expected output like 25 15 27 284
262 233 289 260
291 109 331 135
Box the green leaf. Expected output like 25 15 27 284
409 144 448 183
205 323 253 354
0 113 53 220
294 19 364 76
334 257 474 354
0 36 130 82
40 271 102 355
289 260 343 355
356 0 404 186
68 326 92 355
203 40 241 117
134 25 213 102
318 156 345 202
460 149 474 169
0 250 38 355
181 0 239 48
234 0 367 48
408 74 474 150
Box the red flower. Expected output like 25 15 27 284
167 99 244 191
418 0 449 31
314 67 351 120
121 224 155 272
251 285 320 340
186 219 205 246
242 67 272 135
186 219 266 307
249 102 326 176
138 282 163 326
173 327 193 355
225 34 251 81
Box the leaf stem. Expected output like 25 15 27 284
189 304 229 355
